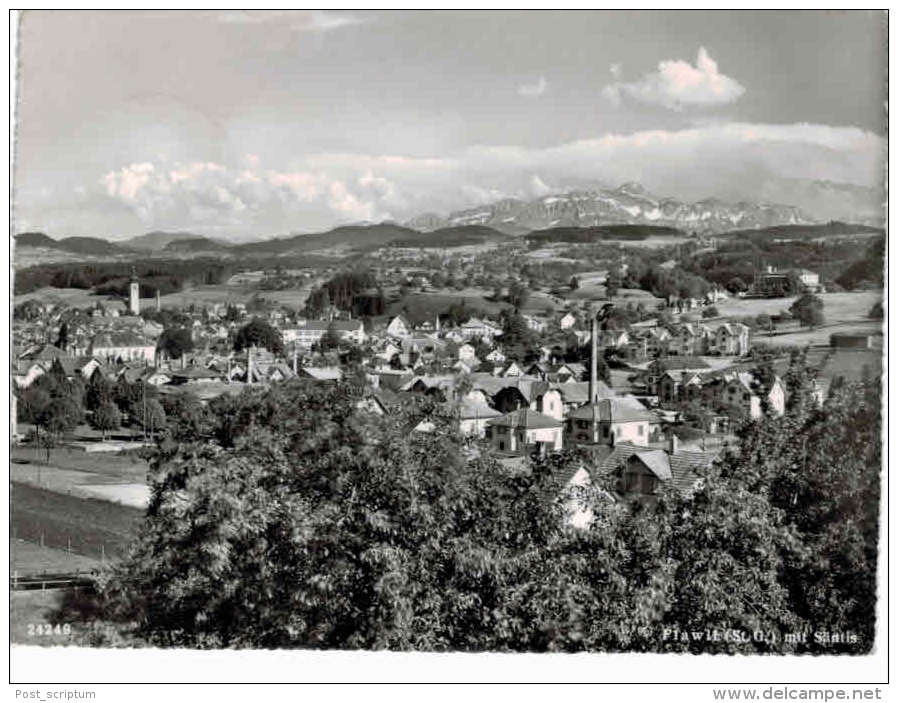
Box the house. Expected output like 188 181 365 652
705 371 786 419
795 268 821 291
283 320 366 349
566 398 655 447
669 323 710 356
638 357 711 395
485 408 563 455
460 317 502 341
386 315 413 338
555 362 586 382
492 380 564 421
597 437 718 504
485 348 506 364
628 326 672 358
457 343 477 363
500 361 526 378
457 397 503 438
522 315 548 333
559 312 578 330
401 375 457 402
553 381 615 416
710 323 750 356
658 370 705 405
11 360 46 388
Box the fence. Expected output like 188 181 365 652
11 482 141 564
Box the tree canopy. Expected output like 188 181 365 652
75 354 880 654
790 293 825 329
157 327 194 360
234 317 284 355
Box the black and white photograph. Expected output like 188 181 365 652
8 8 888 693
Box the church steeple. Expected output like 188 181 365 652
129 266 140 315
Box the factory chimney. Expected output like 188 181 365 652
589 315 598 404
247 345 254 385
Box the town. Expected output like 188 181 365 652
12 232 882 517
9 10 886 679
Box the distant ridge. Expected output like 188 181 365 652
406 183 813 235
122 231 208 252
232 223 422 256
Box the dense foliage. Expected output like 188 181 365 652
75 353 881 653
233 317 284 355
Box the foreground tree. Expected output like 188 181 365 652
90 401 122 440
33 396 83 463
79 357 880 653
790 293 825 329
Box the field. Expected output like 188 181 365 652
11 538 101 575
11 482 143 561
14 286 107 308
715 291 882 322
12 442 149 483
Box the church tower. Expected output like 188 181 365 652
129 267 140 315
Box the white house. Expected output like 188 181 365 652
457 343 477 363
559 312 578 330
386 315 413 338
566 398 655 447
485 408 563 455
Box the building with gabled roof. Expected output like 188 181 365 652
566 397 655 447
594 438 718 504
485 408 563 455
386 314 413 338
88 331 156 364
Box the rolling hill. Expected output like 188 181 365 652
232 223 423 256
162 236 233 254
121 231 208 252
14 232 134 256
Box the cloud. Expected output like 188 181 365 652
603 47 745 110
609 63 622 79
100 157 405 229
518 76 548 98
68 122 885 237
215 10 366 32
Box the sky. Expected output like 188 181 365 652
12 10 888 240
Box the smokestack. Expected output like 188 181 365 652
589 316 598 404
155 290 161 312
669 432 679 455
247 345 254 385
292 344 297 375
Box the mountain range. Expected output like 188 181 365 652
13 182 883 265
407 183 812 235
